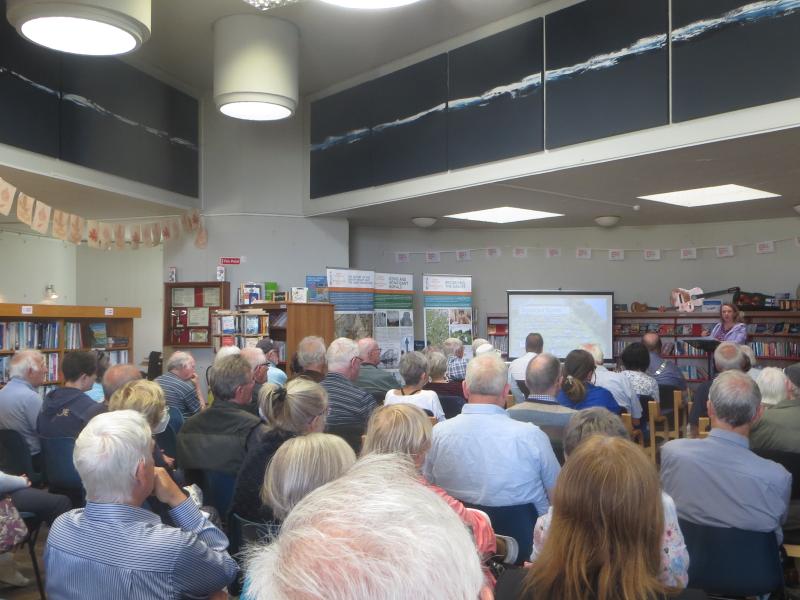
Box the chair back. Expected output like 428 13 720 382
752 449 800 500
698 417 710 438
146 351 163 381
638 394 652 423
658 385 679 412
463 502 537 564
0 429 36 479
326 423 365 455
678 518 783 596
201 470 236 517
515 380 530 397
155 425 178 463
41 437 82 490
167 405 185 433
439 395 465 419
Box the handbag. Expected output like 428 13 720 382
0 496 28 552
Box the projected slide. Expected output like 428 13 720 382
508 291 614 360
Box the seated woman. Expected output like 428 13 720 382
530 408 689 589
385 351 445 422
423 351 465 399
230 378 327 523
621 342 660 403
496 430 700 599
361 404 502 585
556 349 620 413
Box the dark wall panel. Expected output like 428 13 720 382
448 19 543 170
545 0 668 149
673 0 800 122
310 82 373 198
370 54 448 186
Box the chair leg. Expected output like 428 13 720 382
24 520 46 600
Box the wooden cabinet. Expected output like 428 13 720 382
242 302 334 375
0 303 140 389
163 282 230 348
486 313 509 358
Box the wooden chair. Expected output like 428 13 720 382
619 413 644 449
648 391 686 463
697 416 710 438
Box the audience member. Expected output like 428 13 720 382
688 342 748 428
243 454 486 600
385 351 445 422
424 354 560 515
740 344 762 380
155 351 204 418
177 355 264 476
497 435 698 600
750 363 800 453
557 349 620 413
85 351 109 402
108 380 174 468
291 336 327 382
0 350 46 463
255 338 287 385
443 337 468 382
474 342 499 357
661 371 790 542
755 366 789 407
262 433 355 522
643 332 687 390
471 338 489 357
621 341 660 404
45 410 237 599
423 351 465 398
231 379 328 522
0 470 70 527
38 350 105 439
353 337 398 402
320 338 377 429
240 347 269 407
508 333 543 403
101 363 142 402
582 343 641 421
530 408 689 588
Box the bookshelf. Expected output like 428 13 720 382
240 302 335 375
211 308 270 351
163 282 230 348
0 303 140 391
486 314 509 358
613 310 800 383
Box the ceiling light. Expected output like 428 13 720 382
319 0 423 7
45 284 58 300
594 215 620 227
638 184 780 208
241 0 299 9
446 206 562 224
6 0 151 56
411 217 437 228
214 15 299 121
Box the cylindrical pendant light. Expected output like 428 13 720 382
6 0 151 55
213 15 299 121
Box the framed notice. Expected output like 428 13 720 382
203 287 221 307
187 307 209 327
172 287 195 308
189 329 208 343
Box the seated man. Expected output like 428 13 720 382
750 362 800 454
642 332 687 390
38 350 105 439
688 341 748 430
0 350 46 463
424 354 560 515
45 410 237 599
508 332 543 404
290 336 327 382
661 370 790 542
240 346 269 407
354 337 398 402
101 363 142 403
582 343 641 421
155 351 205 419
443 337 468 382
177 355 265 476
243 454 487 600
256 338 288 385
321 338 378 430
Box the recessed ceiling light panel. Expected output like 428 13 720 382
446 206 563 224
319 0 423 8
7 0 151 56
638 184 780 208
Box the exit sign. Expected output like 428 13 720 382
219 257 241 265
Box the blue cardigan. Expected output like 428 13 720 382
556 382 622 414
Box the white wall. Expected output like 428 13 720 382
351 217 796 339
0 231 76 304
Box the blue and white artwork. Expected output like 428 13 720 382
672 0 800 122
448 19 543 170
545 0 669 149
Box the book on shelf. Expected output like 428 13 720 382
64 322 83 349
238 282 265 305
107 336 129 348
305 275 329 303
291 287 308 303
0 321 60 350
790 323 800 334
88 323 108 349
271 312 289 328
487 324 508 335
773 322 787 334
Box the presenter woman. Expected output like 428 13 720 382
707 303 747 344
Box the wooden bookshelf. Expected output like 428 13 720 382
164 281 230 348
486 313 509 358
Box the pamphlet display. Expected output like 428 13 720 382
374 273 414 369
327 268 375 339
423 275 473 352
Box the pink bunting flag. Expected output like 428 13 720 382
130 224 141 250
189 209 201 232
99 223 113 250
68 215 84 245
0 178 16 216
114 224 126 250
170 219 181 240
86 220 101 248
151 223 161 245
51 210 69 240
142 224 153 247
181 212 193 234
31 200 51 235
16 193 34 225
194 224 207 249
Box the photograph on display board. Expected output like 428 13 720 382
334 313 374 340
426 308 473 349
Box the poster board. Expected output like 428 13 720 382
374 272 414 369
423 274 473 353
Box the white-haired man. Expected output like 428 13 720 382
292 336 327 382
155 351 205 418
244 454 489 600
424 354 560 515
0 350 46 462
321 338 377 429
751 363 800 454
240 346 269 406
443 337 468 382
354 337 398 402
688 341 749 431
44 410 238 599
661 370 790 542
582 342 641 422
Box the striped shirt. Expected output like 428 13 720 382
45 499 238 600
155 371 201 418
320 372 377 428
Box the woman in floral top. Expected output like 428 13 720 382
621 341 661 403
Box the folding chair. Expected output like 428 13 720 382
620 413 644 449
0 429 43 486
19 512 45 600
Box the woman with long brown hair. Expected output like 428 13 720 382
556 349 621 413
496 435 703 600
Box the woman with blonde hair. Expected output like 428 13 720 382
496 435 701 600
108 379 174 468
231 378 327 522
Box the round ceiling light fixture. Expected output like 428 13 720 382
319 0 423 8
594 215 621 228
214 15 299 121
411 217 437 228
6 0 151 56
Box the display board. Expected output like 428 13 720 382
327 268 375 340
423 275 473 352
507 290 614 360
373 273 414 369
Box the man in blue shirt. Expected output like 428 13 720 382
642 333 687 390
424 353 560 515
45 410 237 599
0 350 46 464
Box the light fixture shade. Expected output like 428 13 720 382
214 15 299 121
7 0 151 55
411 217 437 228
320 0 423 8
594 216 621 228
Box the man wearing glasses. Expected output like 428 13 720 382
354 338 399 403
321 338 378 430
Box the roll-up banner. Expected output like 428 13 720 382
423 274 473 354
374 272 414 369
327 267 375 340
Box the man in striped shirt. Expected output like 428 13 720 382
321 338 378 429
45 410 237 599
155 351 205 418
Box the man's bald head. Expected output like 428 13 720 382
642 332 661 353
102 364 142 402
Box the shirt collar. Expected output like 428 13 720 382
9 377 35 392
526 394 559 405
709 427 749 448
462 403 507 416
84 502 162 525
